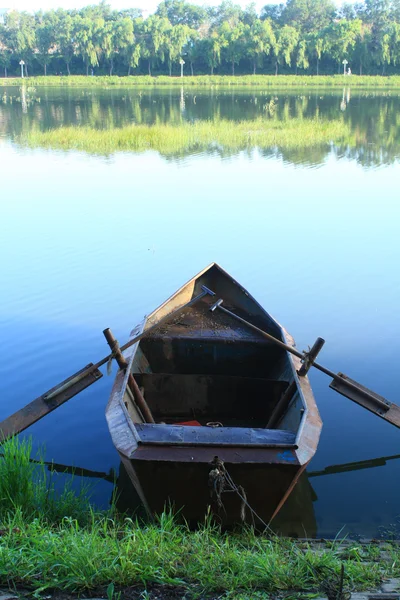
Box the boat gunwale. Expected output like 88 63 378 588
282 328 322 465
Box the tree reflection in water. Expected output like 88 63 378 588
1 87 400 168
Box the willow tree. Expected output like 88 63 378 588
273 24 299 74
54 10 76 75
2 10 36 76
389 21 400 66
307 32 325 74
0 24 11 76
220 20 245 75
245 18 275 74
103 17 134 76
325 18 361 73
75 16 104 75
141 15 170 75
0 45 11 77
35 10 57 75
369 20 400 73
185 29 201 75
124 20 141 75
352 22 372 75
165 23 191 75
203 31 226 74
295 38 309 72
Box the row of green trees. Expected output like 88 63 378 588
1 0 400 77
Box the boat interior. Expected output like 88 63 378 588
130 289 304 437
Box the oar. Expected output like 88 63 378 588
210 298 400 429
0 285 215 442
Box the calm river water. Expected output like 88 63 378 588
1 85 399 538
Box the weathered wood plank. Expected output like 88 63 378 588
0 364 102 442
135 423 297 447
329 373 400 429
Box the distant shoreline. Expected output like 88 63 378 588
2 74 400 88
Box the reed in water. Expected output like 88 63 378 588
18 116 351 156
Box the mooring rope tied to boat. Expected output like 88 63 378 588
208 457 270 531
208 461 226 512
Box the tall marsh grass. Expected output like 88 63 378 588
2 74 400 88
19 117 352 156
0 437 92 524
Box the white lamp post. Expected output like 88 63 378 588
19 60 25 78
342 59 348 76
180 58 185 78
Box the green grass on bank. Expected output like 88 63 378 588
18 117 352 156
0 438 399 597
1 509 397 597
0 436 93 525
2 74 400 88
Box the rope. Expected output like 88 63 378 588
238 485 248 524
207 461 352 600
223 467 268 530
106 339 120 376
208 456 271 531
301 345 313 372
207 460 351 599
208 457 226 512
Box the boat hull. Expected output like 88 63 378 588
118 445 305 527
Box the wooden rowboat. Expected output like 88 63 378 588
1 266 397 528
105 263 322 526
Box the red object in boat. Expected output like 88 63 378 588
173 420 201 427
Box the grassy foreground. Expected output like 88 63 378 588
18 117 351 156
3 74 400 88
0 438 399 598
1 512 398 598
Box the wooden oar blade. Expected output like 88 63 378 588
329 372 400 429
0 364 102 443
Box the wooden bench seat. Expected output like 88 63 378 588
135 423 297 447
